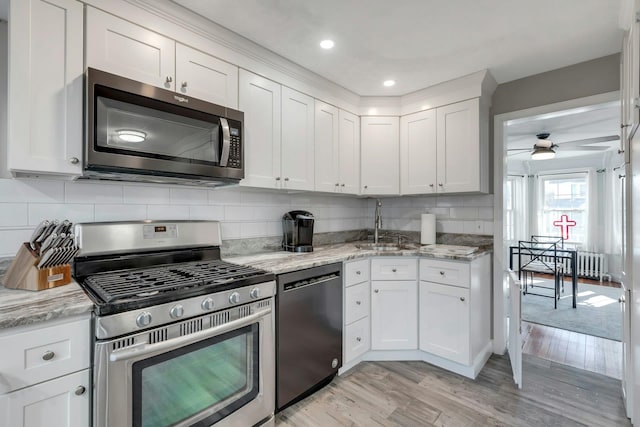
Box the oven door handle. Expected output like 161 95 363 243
109 307 270 363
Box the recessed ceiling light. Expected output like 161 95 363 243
383 80 396 87
117 129 146 143
320 39 334 49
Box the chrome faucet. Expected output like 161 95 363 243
374 199 383 244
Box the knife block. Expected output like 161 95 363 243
2 243 72 291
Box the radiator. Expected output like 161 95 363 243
536 251 609 282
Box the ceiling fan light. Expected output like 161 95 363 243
531 146 556 160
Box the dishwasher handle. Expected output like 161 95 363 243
282 273 340 292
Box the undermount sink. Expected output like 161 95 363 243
355 242 412 251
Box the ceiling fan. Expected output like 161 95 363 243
507 132 619 160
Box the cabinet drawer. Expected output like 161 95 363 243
344 259 369 287
371 258 417 281
420 258 470 287
0 316 90 394
344 317 370 363
345 282 370 324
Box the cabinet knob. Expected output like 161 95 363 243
438 183 444 187
181 81 188 89
75 385 86 396
165 76 173 83
284 177 289 181
374 289 379 293
335 183 340 187
356 300 361 305
429 183 434 188
341 183 345 187
356 271 361 275
460 297 465 302
275 177 281 181
356 337 362 342
42 350 55 361
364 185 368 190
439 271 445 275
392 268 397 273
69 157 79 164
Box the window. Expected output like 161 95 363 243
505 179 514 241
537 173 588 246
505 176 527 243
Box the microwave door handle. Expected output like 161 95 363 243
108 307 270 363
219 118 231 167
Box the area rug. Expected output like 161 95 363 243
521 278 622 341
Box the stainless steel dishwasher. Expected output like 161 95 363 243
276 262 343 411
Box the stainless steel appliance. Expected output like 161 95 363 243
85 68 243 186
72 221 275 427
282 211 314 252
276 263 342 411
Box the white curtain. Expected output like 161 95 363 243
603 168 623 254
584 169 599 252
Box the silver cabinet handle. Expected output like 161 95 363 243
69 157 79 164
284 177 289 181
356 300 361 305
374 289 379 293
42 350 55 361
439 271 445 275
165 76 173 83
275 177 281 181
181 81 188 89
438 183 443 187
460 297 465 302
335 183 340 187
429 183 434 187
356 337 362 342
75 385 86 396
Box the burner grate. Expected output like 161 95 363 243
84 260 269 304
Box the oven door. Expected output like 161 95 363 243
94 301 274 427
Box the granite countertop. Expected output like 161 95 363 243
0 281 94 330
225 241 492 275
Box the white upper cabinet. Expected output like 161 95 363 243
400 109 437 194
86 7 176 90
175 43 238 108
238 70 281 189
361 116 400 195
86 8 239 109
7 0 84 177
314 100 340 193
338 110 360 195
436 98 484 193
281 86 315 191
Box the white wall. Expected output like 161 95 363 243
0 178 368 257
367 194 494 235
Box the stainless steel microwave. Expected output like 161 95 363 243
85 68 243 186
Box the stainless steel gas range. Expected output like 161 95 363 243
72 220 275 427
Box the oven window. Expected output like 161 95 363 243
95 92 222 166
132 324 259 427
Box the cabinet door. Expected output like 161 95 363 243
370 281 417 350
361 116 400 195
8 0 83 176
0 369 89 427
281 86 315 191
238 70 281 189
400 109 437 194
420 281 470 365
314 100 340 192
86 7 175 90
175 44 238 108
344 316 370 363
338 110 360 194
436 99 480 193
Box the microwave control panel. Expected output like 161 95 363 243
228 125 241 168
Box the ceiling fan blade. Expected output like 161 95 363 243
556 135 619 148
506 148 531 152
566 146 612 151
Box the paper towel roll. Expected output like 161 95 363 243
421 214 436 245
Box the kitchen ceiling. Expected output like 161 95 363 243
173 0 623 96
505 101 620 160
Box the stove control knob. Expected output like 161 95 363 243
229 292 240 304
201 297 214 311
250 288 261 299
170 304 184 319
136 312 152 328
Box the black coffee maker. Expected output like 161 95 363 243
282 210 314 252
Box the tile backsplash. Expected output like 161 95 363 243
0 177 495 257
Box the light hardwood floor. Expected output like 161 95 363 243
276 355 630 426
522 320 622 379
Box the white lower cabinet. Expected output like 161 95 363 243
0 315 91 427
420 282 470 364
343 259 371 366
0 369 90 427
370 281 418 350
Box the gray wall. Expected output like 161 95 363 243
492 53 620 115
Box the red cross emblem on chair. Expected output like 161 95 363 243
553 214 576 240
